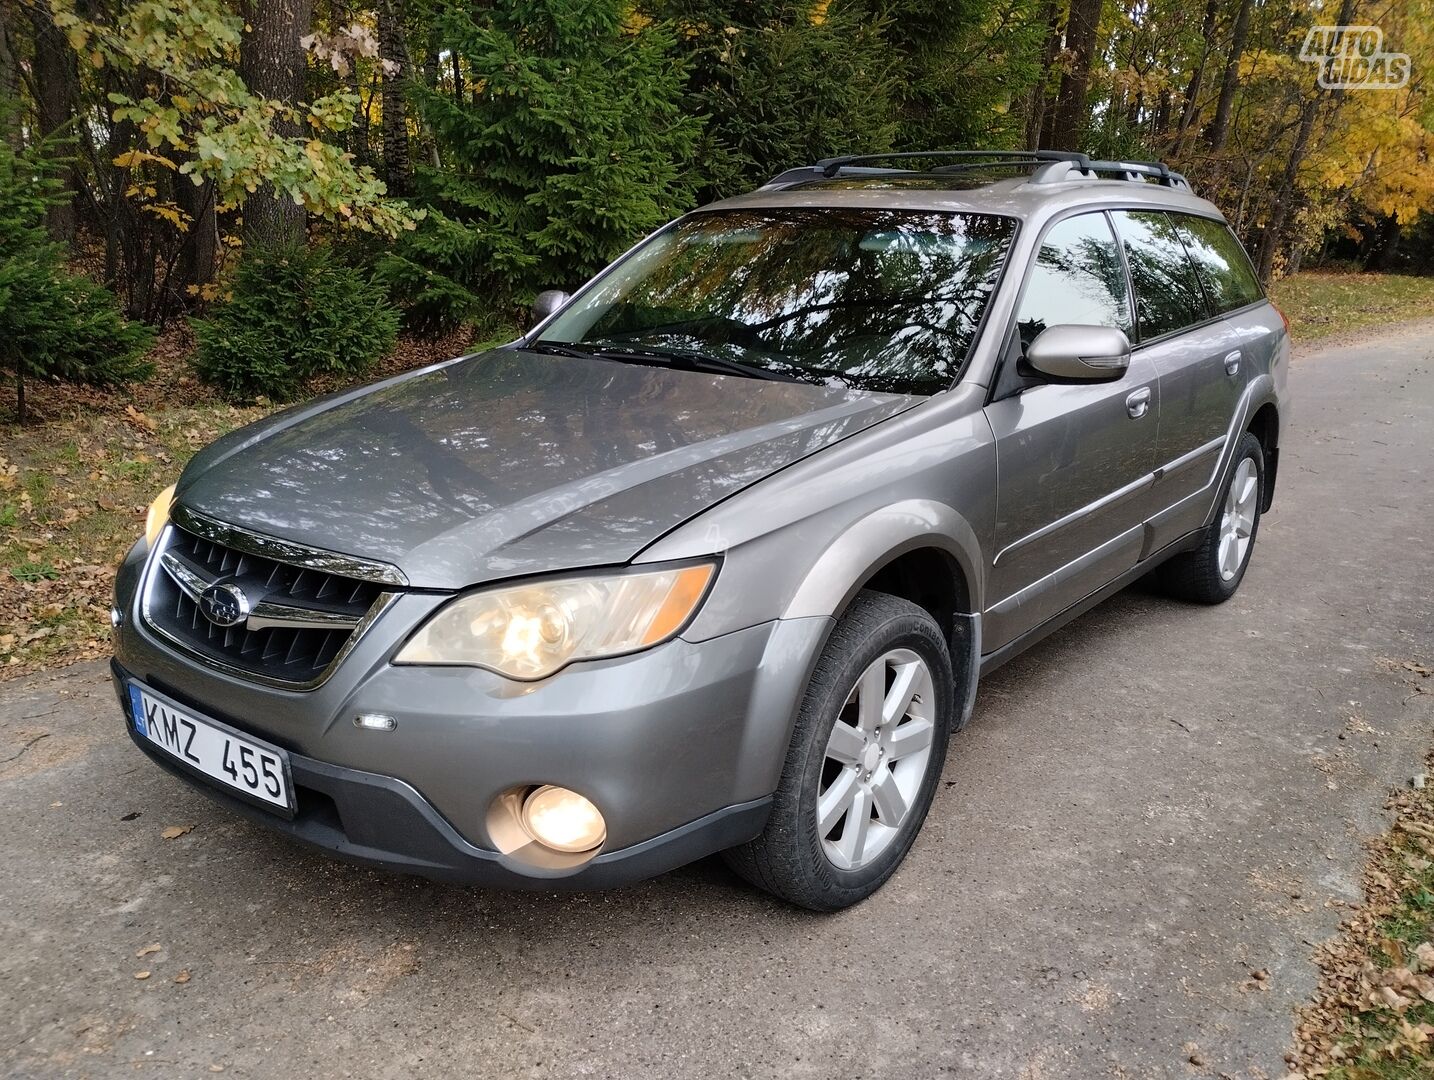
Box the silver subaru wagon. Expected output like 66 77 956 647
112 150 1289 910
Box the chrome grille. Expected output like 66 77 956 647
140 517 397 689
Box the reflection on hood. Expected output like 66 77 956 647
177 349 916 589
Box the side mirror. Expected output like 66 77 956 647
531 289 570 325
1025 324 1131 382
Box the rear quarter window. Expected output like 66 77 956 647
1169 214 1265 313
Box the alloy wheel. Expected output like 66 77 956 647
816 648 937 871
1218 456 1259 581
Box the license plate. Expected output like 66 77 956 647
128 683 294 813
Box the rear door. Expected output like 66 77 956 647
983 211 1160 651
1112 211 1265 546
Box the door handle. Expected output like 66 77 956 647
1125 387 1151 419
1224 350 1241 376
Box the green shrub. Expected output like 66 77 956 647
372 210 490 336
191 246 399 401
0 142 153 422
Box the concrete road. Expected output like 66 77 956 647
3 325 1432 1080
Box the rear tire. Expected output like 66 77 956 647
1155 431 1264 604
723 591 954 911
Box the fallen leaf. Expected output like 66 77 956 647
1382 937 1406 966
174 970 191 984
161 824 194 840
124 404 158 431
134 970 151 980
135 943 161 958
1416 943 1434 972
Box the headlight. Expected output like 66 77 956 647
144 483 176 547
394 563 715 680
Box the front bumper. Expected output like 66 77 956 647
113 659 771 887
112 540 829 887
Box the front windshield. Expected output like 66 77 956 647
537 207 1016 396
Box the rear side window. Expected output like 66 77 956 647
1170 214 1264 312
1110 210 1210 340
1015 212 1133 352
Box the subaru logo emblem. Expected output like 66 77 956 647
198 582 251 628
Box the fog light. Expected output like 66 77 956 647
520 785 606 853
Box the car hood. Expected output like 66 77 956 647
176 349 915 590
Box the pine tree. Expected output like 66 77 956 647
379 0 701 333
882 0 1047 152
647 0 900 201
0 144 152 422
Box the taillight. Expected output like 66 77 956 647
1271 303 1291 334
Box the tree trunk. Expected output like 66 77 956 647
175 173 218 292
1153 88 1173 137
1256 0 1359 278
1025 0 1062 148
422 23 439 89
1172 0 1218 155
1048 0 1102 151
0 5 22 151
1255 96 1318 279
1125 87 1143 128
240 0 315 251
1362 214 1402 270
421 20 441 167
1205 0 1252 150
379 0 410 194
27 2 80 242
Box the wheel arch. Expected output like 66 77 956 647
1247 400 1280 449
781 500 984 731
1245 400 1280 512
781 500 982 625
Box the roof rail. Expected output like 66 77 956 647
762 150 1193 193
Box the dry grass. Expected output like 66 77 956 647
1269 272 1434 343
0 323 477 677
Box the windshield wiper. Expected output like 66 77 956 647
524 341 599 360
587 343 805 383
528 338 805 383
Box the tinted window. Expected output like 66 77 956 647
1170 214 1264 312
540 208 1016 396
1111 210 1210 339
1016 212 1132 351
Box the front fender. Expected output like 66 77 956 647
781 499 984 622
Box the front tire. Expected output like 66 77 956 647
1156 431 1265 604
723 591 954 911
